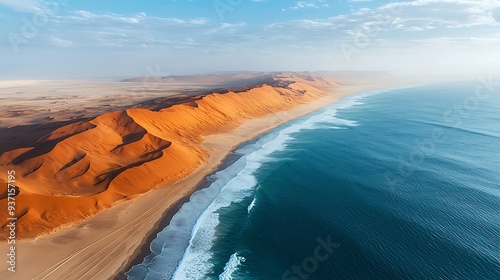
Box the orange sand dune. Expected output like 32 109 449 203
0 73 337 239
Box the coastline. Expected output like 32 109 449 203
118 79 415 278
118 147 247 279
0 79 412 280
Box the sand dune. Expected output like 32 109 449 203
0 73 337 239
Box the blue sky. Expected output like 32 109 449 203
1 0 499 78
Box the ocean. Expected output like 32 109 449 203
126 80 500 279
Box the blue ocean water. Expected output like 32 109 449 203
127 80 500 279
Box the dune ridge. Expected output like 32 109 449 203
0 73 337 239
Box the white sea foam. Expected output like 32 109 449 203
247 197 257 212
219 253 246 280
125 156 250 280
172 129 292 279
126 90 380 280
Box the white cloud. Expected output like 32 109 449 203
49 36 73 47
258 0 500 77
56 10 210 26
270 0 500 38
0 0 48 13
285 0 329 11
29 10 248 50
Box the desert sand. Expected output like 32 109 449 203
0 73 334 238
0 73 409 279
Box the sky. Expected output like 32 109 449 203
1 0 500 78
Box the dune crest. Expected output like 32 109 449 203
0 73 337 239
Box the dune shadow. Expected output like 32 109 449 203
0 119 91 155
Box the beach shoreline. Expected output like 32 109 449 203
0 79 413 280
117 79 415 279
119 147 247 279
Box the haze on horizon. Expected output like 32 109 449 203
1 0 500 79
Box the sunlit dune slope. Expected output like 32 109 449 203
0 73 337 239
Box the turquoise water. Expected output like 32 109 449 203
127 81 500 279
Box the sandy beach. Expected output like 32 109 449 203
0 77 409 280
